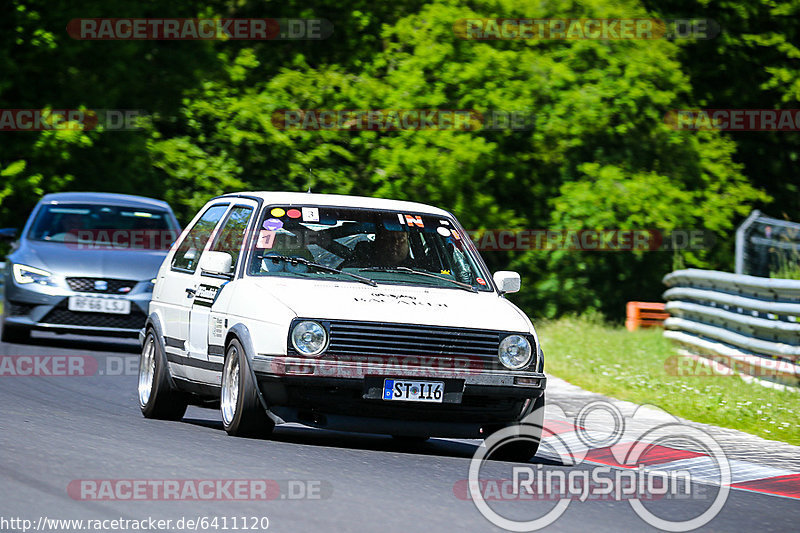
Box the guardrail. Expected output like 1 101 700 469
735 209 800 276
662 269 800 389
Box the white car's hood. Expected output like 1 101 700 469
251 278 531 333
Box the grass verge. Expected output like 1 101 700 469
537 315 799 446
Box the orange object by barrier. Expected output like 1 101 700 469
625 301 669 331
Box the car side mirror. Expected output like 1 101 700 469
199 251 233 277
0 228 18 241
493 271 521 294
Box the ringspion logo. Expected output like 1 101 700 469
465 400 730 531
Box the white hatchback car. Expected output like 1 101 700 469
138 192 546 459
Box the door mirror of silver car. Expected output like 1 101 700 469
493 271 521 294
0 228 18 240
199 251 233 277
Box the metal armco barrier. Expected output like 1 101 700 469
663 269 800 388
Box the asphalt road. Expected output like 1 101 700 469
1 332 798 533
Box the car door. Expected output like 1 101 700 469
186 202 257 385
156 202 229 379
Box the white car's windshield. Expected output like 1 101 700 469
248 206 493 291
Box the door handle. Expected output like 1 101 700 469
185 287 197 297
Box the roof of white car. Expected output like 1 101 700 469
217 191 453 217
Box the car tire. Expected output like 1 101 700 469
138 328 188 420
220 338 275 438
1 320 31 344
486 393 545 462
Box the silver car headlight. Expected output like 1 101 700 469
12 264 56 286
291 321 328 357
498 335 532 370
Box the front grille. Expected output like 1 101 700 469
66 277 137 294
42 302 146 330
7 302 35 316
328 321 501 357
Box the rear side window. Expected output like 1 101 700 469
171 204 229 273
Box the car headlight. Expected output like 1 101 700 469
291 321 328 357
12 264 56 286
498 335 532 370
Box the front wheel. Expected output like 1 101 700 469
220 338 274 438
138 329 188 420
486 393 545 462
1 320 31 344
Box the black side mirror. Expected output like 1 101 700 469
0 228 18 240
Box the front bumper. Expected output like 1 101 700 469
251 354 546 438
3 276 151 337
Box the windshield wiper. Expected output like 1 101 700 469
359 266 478 293
264 255 377 287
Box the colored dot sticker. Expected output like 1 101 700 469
287 208 302 219
476 277 487 286
437 227 451 237
270 207 286 217
263 218 283 231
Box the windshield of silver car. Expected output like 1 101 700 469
28 204 178 249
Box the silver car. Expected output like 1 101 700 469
1 192 180 343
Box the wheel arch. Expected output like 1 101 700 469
143 312 179 388
224 323 281 424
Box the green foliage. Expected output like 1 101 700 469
0 0 791 319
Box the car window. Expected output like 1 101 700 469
27 204 178 248
209 206 254 274
171 204 229 273
247 205 493 291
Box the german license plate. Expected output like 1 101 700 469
383 379 444 403
68 296 130 314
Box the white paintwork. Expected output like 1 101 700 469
199 251 233 276
149 192 540 383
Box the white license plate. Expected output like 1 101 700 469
68 296 131 315
383 379 444 403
